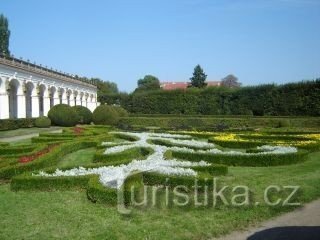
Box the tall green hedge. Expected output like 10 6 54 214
100 80 320 116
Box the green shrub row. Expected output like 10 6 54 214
35 116 51 128
93 147 153 166
118 116 320 130
209 139 266 149
171 150 309 167
31 136 74 143
210 138 320 151
0 118 35 131
142 171 215 189
0 142 9 147
11 174 93 191
239 134 313 141
0 144 37 155
116 80 320 116
0 140 98 179
113 133 139 142
189 164 228 176
87 173 142 205
149 138 211 150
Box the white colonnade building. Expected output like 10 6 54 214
0 55 98 119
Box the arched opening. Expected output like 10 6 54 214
49 86 56 109
38 84 46 117
25 82 34 118
8 79 19 119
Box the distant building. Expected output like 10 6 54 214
160 81 221 90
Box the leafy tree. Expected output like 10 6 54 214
91 78 119 98
190 65 207 88
135 75 160 92
0 14 10 56
221 74 241 88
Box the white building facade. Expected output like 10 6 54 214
0 55 98 119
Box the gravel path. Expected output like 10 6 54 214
213 199 320 240
0 129 63 142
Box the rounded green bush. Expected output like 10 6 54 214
72 106 93 124
113 106 129 117
35 116 51 128
48 104 78 127
93 105 119 125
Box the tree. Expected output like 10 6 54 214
91 78 119 98
0 14 10 56
221 74 241 88
190 65 207 88
135 75 160 92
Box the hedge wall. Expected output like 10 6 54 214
101 80 320 116
118 116 320 130
0 118 35 131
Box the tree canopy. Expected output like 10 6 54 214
221 74 241 88
91 78 119 98
135 75 160 92
0 14 10 56
190 65 207 88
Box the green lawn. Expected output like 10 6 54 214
57 148 96 168
1 149 319 239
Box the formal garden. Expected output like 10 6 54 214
0 103 320 239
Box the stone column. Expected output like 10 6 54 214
17 88 26 119
76 95 82 106
31 89 40 118
43 89 51 116
0 91 9 119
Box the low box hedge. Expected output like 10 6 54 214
171 150 308 167
0 118 36 131
87 172 143 205
0 140 98 179
0 145 37 155
93 147 153 166
190 164 228 176
142 171 215 189
11 174 93 191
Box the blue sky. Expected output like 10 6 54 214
1 0 320 92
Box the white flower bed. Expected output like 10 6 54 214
36 131 298 189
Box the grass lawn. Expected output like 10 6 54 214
0 127 62 139
1 148 319 239
57 148 96 168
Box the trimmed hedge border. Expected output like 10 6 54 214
190 164 228 176
11 174 93 191
171 150 309 167
142 171 215 189
0 140 98 179
0 118 36 131
87 173 143 205
93 147 153 166
0 145 37 155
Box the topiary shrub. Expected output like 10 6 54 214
35 116 51 128
48 104 78 127
72 106 93 124
276 119 290 128
92 105 119 125
112 106 129 117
